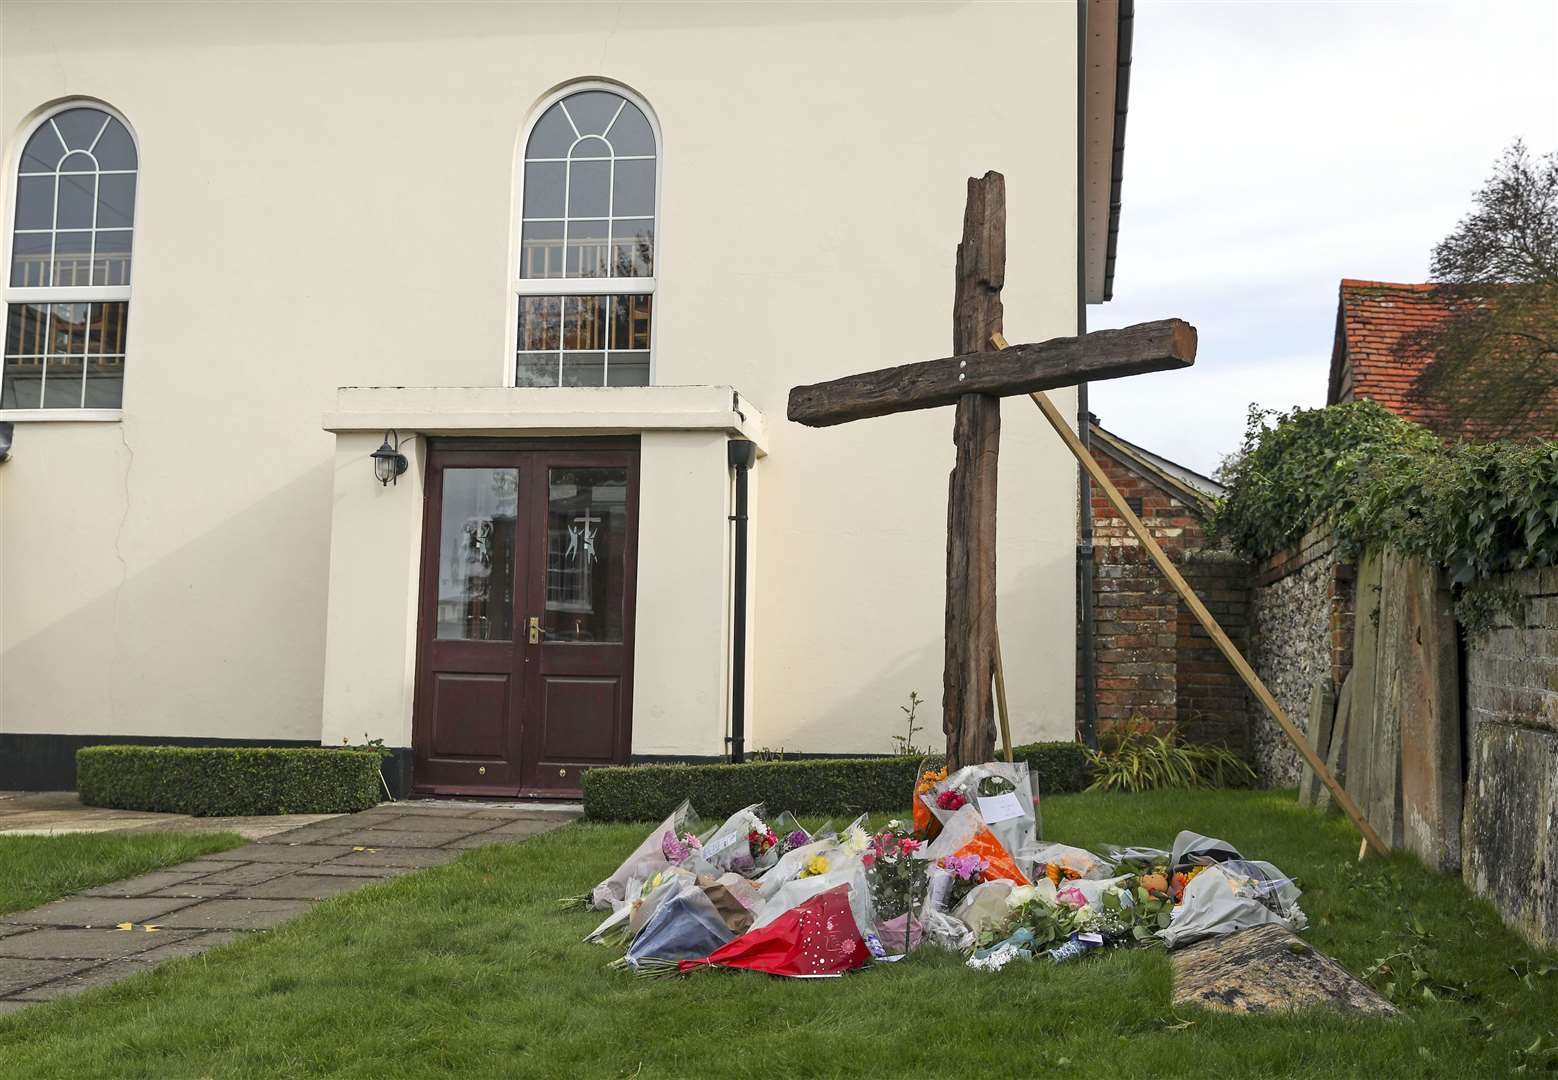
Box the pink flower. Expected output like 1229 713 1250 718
935 790 968 811
1056 886 1088 908
898 838 921 855
862 852 876 869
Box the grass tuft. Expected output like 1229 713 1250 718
0 831 245 915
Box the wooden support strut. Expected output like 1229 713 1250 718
996 332 1391 859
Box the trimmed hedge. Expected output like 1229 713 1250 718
580 741 1090 822
77 745 382 817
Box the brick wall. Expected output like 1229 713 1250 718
1079 445 1252 750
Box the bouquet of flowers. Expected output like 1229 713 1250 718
661 830 702 865
912 764 947 837
570 799 700 911
937 853 988 911
700 803 769 876
863 820 929 955
921 804 1029 887
920 761 1039 859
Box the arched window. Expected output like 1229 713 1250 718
3 103 137 412
515 86 657 388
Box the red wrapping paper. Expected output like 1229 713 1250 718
677 884 869 978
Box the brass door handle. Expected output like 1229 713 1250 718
528 616 542 644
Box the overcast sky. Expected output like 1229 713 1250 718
1088 0 1558 476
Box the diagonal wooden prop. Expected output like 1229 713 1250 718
996 330 1390 859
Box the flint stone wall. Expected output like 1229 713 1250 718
1249 528 1353 785
1463 565 1558 949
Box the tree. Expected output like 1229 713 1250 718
1409 141 1558 436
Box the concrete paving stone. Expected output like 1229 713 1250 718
127 930 245 964
0 957 95 996
147 882 241 898
80 870 209 897
298 864 414 880
3 896 201 928
465 808 580 821
253 828 353 847
154 898 316 931
190 862 296 886
237 873 390 901
329 847 457 869
11 959 149 1002
348 814 493 834
183 856 251 869
220 844 355 864
329 828 476 848
0 925 34 941
0 927 200 961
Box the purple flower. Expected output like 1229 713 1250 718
940 854 988 881
787 830 810 849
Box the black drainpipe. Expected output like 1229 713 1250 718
726 439 756 763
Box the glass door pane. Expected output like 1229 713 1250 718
544 466 628 642
435 468 519 640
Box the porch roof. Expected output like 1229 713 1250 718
323 384 768 453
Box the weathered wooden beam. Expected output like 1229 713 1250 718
944 171 1004 771
1010 327 1391 859
788 318 1197 428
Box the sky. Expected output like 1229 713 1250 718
1088 0 1558 476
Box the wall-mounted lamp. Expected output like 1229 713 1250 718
370 430 408 486
0 422 13 463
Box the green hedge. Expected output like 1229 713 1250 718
580 741 1089 822
77 746 383 817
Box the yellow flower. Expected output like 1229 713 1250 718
800 854 830 878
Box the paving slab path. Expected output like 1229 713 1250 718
0 800 579 1010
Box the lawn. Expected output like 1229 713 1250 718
0 831 244 915
2 790 1555 1079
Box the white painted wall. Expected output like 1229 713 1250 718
0 1 1081 756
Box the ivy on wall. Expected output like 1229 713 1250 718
1211 400 1558 632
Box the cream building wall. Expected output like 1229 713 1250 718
0 2 1081 766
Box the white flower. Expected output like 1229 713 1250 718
885 819 905 831
839 825 870 857
1006 884 1039 909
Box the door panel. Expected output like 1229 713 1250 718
521 457 640 794
430 673 510 758
413 460 528 793
413 440 638 797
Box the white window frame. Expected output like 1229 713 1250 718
1 99 138 422
506 80 662 388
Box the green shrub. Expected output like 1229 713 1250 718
1211 400 1558 632
1085 723 1255 793
580 741 1089 822
77 745 382 817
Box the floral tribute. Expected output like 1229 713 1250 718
566 780 1310 982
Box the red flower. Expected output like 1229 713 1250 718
936 790 968 811
862 852 876 869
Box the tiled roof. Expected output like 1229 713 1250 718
1327 279 1556 440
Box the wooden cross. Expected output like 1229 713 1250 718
787 172 1196 770
787 170 1391 860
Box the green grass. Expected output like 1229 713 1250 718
0 831 245 915
2 791 1555 1079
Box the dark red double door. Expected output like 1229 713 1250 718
412 439 639 797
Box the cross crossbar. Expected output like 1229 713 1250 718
786 318 1197 428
